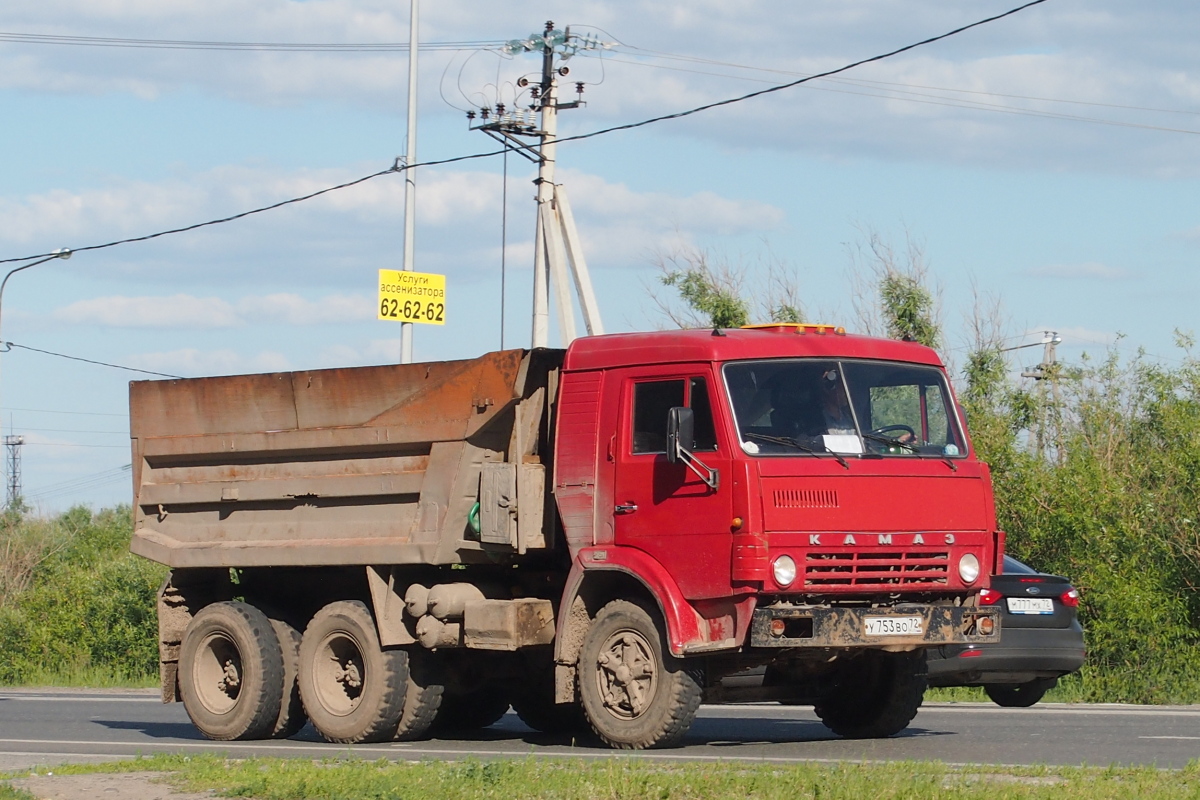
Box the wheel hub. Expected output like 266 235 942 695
596 631 656 719
314 634 366 716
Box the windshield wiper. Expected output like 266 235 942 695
744 432 849 469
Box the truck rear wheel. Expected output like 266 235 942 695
394 648 444 740
298 600 409 744
815 650 926 739
178 601 284 741
578 600 701 749
431 684 511 733
511 659 586 735
268 618 307 738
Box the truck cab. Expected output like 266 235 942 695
553 324 1001 744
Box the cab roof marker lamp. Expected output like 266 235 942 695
741 323 846 336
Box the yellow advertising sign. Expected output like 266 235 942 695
377 269 446 325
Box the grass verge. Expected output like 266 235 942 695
8 754 1200 800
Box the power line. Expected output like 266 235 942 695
0 31 504 52
2 341 183 378
0 152 509 265
551 0 1052 148
7 427 127 435
0 0 1050 267
22 442 128 448
3 407 125 417
589 53 1200 135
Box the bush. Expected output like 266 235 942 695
0 505 165 686
969 339 1200 703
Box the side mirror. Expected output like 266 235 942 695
666 406 695 465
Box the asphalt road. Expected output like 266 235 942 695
1 689 1198 772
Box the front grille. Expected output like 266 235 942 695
804 550 950 588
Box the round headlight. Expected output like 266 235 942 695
958 553 981 585
773 555 797 587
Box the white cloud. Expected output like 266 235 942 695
4 0 1199 174
5 163 782 293
54 294 240 328
52 292 374 328
126 348 291 377
1024 262 1129 280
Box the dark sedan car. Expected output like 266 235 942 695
927 554 1085 706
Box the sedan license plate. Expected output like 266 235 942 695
864 616 923 636
1007 597 1054 615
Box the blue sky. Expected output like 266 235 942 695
1 0 1198 510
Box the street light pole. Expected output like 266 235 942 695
0 249 72 345
0 248 72 431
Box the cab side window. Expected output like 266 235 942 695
632 380 685 454
690 377 718 451
631 378 718 454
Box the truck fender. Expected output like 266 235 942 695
554 546 708 663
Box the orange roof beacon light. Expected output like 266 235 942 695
740 322 847 336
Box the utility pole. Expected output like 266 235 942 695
400 0 419 364
1019 331 1062 456
5 434 22 510
472 22 610 348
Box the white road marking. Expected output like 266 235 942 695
1138 736 1200 740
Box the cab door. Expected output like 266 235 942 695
612 370 733 600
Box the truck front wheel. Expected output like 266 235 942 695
298 601 409 743
814 650 926 738
578 600 701 749
178 601 284 741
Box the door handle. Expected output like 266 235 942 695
615 503 638 514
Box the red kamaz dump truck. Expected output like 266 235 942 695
130 324 1001 749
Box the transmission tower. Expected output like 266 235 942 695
471 21 611 347
5 434 23 509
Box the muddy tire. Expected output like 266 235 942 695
578 600 701 749
394 648 444 740
985 678 1054 708
815 650 926 739
178 601 284 741
431 685 511 733
298 601 409 744
268 618 307 738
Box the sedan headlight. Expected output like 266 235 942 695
958 553 981 585
773 555 797 587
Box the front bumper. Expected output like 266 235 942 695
750 603 1000 649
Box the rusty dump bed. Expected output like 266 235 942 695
130 349 562 569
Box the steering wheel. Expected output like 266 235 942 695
871 424 916 438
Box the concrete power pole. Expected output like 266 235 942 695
474 22 609 348
1020 331 1062 455
5 434 23 510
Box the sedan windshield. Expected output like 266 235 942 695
723 359 965 457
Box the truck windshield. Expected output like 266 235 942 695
723 359 965 458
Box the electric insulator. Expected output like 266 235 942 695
517 76 530 88
576 82 585 94
496 103 506 116
558 66 570 77
466 110 476 120
480 107 489 120
545 20 554 33
530 86 540 100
